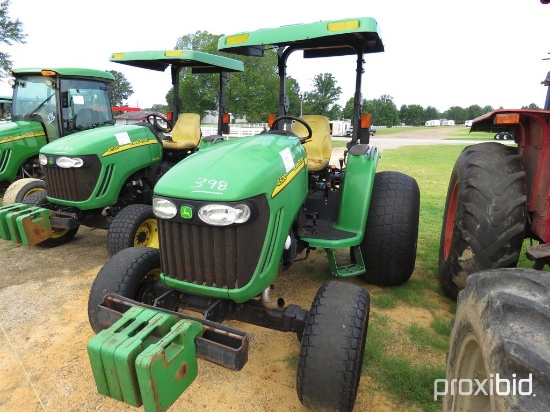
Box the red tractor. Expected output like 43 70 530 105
440 3 550 410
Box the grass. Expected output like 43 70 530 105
358 144 465 411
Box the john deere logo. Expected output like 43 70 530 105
181 206 193 219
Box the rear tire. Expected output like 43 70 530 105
444 268 550 411
297 281 370 412
2 178 46 205
107 204 158 256
87 247 166 333
22 191 79 247
438 142 526 298
357 171 420 286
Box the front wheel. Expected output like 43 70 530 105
444 268 550 411
438 142 526 298
107 204 159 256
297 281 370 412
2 178 46 205
87 247 167 333
356 171 420 286
22 191 79 247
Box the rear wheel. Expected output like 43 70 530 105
297 281 370 412
87 247 167 333
2 178 46 205
107 204 158 256
444 268 550 411
438 142 526 298
22 191 79 247
356 171 420 286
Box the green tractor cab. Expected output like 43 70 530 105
0 50 243 255
87 17 420 412
0 68 114 200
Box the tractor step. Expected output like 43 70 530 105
526 243 550 269
88 306 203 412
325 246 366 277
0 203 53 245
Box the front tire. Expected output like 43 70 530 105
444 268 550 411
357 171 420 286
438 142 526 298
87 247 166 333
2 178 46 205
107 204 159 256
297 281 370 412
22 191 79 247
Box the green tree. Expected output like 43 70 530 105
424 106 440 122
302 73 342 117
174 31 280 123
107 70 134 106
443 106 468 125
523 103 541 110
399 104 425 126
466 104 485 120
366 95 399 127
341 97 354 120
0 0 26 78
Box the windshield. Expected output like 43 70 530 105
60 78 114 134
10 75 114 138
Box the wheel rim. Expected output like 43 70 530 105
133 218 159 248
443 181 458 259
23 187 45 199
451 332 490 411
136 269 166 305
51 228 69 239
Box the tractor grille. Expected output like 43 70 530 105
159 196 269 289
0 149 10 174
43 156 102 201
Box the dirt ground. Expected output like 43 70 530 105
0 127 460 412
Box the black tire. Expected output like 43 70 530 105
297 281 370 412
107 204 159 256
87 247 167 333
444 268 550 411
2 178 46 205
438 142 526 298
22 191 80 247
356 171 420 286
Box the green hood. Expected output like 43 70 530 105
154 133 307 201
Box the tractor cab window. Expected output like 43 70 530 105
10 75 61 138
60 79 113 134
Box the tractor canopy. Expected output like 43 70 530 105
218 17 383 146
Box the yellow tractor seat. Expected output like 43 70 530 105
292 115 332 172
163 113 201 150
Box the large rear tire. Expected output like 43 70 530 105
107 204 159 256
87 247 167 333
444 268 550 411
22 191 79 247
438 142 526 298
357 171 420 286
2 178 46 205
297 281 370 411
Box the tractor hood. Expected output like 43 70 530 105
0 120 46 146
154 133 307 201
39 124 159 156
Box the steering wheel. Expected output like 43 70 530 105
270 115 312 143
146 112 173 133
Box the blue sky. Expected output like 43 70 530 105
1 0 549 112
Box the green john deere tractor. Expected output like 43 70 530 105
0 68 114 202
86 17 420 412
0 50 243 255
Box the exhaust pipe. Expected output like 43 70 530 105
261 285 285 309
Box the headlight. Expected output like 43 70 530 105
153 198 177 219
56 156 84 168
198 204 251 226
38 154 47 165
